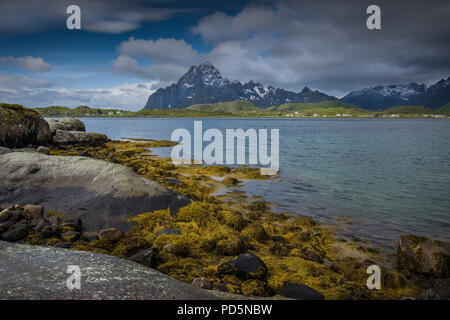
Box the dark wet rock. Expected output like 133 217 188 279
35 220 51 233
30 218 43 227
192 277 213 290
218 253 268 281
47 118 85 134
0 241 241 299
77 150 89 157
129 247 159 268
216 282 243 295
53 130 108 146
277 282 324 300
0 223 9 234
61 218 82 231
397 234 450 278
41 227 54 239
23 205 43 220
0 104 51 148
62 230 81 242
9 210 24 222
0 220 15 230
0 152 190 231
1 226 29 242
82 231 99 242
156 228 182 237
54 241 71 249
99 228 123 241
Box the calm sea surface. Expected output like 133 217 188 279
79 118 450 248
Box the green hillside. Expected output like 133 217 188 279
381 106 437 115
438 102 450 115
187 100 260 112
266 100 357 112
34 105 132 117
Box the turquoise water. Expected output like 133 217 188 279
80 118 450 248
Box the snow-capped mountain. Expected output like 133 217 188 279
341 78 450 110
143 62 336 109
144 62 449 110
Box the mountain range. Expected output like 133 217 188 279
144 62 450 111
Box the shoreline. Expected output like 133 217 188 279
12 137 442 299
1 105 448 299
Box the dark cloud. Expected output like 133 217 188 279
192 0 450 95
0 0 188 34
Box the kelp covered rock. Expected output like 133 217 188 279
397 234 450 278
0 104 51 148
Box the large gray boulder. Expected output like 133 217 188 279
53 130 108 146
0 103 51 148
0 152 189 231
0 241 238 300
47 118 86 135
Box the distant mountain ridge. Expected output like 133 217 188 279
144 62 336 109
143 62 450 110
341 77 450 110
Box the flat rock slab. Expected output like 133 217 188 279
0 241 237 300
0 152 189 231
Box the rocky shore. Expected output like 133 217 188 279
0 103 448 300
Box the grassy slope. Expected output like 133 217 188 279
380 105 437 114
187 100 260 112
438 102 450 115
34 105 134 117
19 100 450 118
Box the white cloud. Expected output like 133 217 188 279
0 56 51 72
0 72 154 111
118 37 202 65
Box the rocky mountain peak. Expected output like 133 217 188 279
301 86 312 94
178 61 226 88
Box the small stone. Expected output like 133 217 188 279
23 205 44 220
129 247 159 268
191 277 213 290
61 218 81 231
218 253 268 281
37 146 50 155
35 220 51 233
82 231 99 242
277 282 324 300
98 228 124 241
0 209 12 222
14 204 23 210
54 242 71 249
77 150 89 157
1 226 29 242
62 230 81 242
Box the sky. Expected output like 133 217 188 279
0 0 449 111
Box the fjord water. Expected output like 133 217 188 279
82 118 450 248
